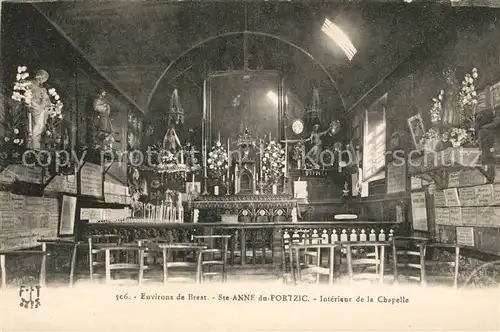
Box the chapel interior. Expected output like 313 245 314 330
1 1 500 288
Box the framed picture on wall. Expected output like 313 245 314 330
407 113 425 150
58 195 77 236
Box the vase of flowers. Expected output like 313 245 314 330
447 127 469 147
207 139 228 193
262 140 285 190
420 128 442 152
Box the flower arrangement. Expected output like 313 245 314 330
419 128 442 151
419 67 480 151
430 90 444 124
207 139 228 180
459 68 479 110
459 68 479 127
11 66 32 105
446 127 469 147
262 140 286 184
47 88 63 120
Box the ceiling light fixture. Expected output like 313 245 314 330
321 18 357 61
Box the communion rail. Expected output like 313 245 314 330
81 221 401 273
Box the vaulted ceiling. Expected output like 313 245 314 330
33 1 487 114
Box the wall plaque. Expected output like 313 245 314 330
44 175 77 194
495 165 500 183
458 187 477 207
434 191 447 207
459 169 487 187
493 184 500 205
456 226 474 247
81 163 103 197
410 177 422 190
410 192 428 231
478 206 495 227
0 194 58 251
435 208 450 225
448 171 461 188
475 184 493 206
444 188 460 207
448 207 462 226
461 207 477 226
80 208 104 222
386 162 406 194
363 94 387 181
0 165 43 184
494 208 500 227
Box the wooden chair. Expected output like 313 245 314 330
281 230 317 282
88 234 123 284
91 245 146 285
392 236 430 285
289 243 339 285
145 243 206 284
193 235 231 283
424 243 461 288
344 242 390 283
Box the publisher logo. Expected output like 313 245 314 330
19 285 41 309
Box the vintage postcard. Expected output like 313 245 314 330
0 1 499 331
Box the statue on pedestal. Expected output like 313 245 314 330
93 90 113 133
26 70 51 150
442 68 461 127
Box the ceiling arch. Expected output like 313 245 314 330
146 30 347 112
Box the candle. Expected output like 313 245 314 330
259 139 263 180
28 113 32 136
180 149 184 164
192 173 195 184
227 138 230 180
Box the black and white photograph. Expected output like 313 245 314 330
1 1 500 331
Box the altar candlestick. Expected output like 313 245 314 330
284 141 288 176
227 138 230 181
259 139 263 180
28 113 32 136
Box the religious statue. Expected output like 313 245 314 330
442 68 461 126
163 127 181 152
93 90 113 133
26 70 51 150
239 127 254 161
304 122 338 168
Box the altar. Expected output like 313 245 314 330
193 194 298 223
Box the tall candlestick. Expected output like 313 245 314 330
284 141 288 176
259 139 263 181
28 113 32 136
226 138 230 182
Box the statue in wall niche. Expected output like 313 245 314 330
26 70 51 150
93 90 113 133
441 67 461 126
